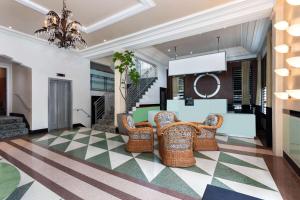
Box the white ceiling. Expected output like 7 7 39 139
154 18 271 61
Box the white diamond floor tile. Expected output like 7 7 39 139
85 145 107 160
65 141 87 152
21 181 62 200
135 158 166 182
216 178 283 200
109 151 132 169
49 137 70 146
225 152 268 170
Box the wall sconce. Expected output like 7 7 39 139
287 90 300 99
274 21 289 30
287 56 300 68
275 68 290 76
274 44 289 53
274 92 290 100
286 0 300 6
287 24 300 36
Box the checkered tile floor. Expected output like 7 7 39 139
31 128 282 200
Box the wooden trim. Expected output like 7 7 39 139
283 109 300 118
283 151 300 177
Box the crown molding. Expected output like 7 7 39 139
15 0 156 34
80 0 275 59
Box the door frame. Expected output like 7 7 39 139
0 63 12 116
48 78 73 132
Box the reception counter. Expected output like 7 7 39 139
148 99 256 138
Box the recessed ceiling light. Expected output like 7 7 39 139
103 39 107 42
168 48 171 52
190 51 193 54
274 21 289 30
286 0 300 5
274 44 289 53
8 26 12 29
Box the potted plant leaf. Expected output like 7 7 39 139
113 50 140 133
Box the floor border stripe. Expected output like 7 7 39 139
22 138 198 200
7 140 140 200
0 146 82 200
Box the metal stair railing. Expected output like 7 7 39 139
126 64 158 112
94 92 115 123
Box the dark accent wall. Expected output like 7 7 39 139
182 60 257 105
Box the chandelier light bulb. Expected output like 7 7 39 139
286 0 300 5
275 68 290 76
274 44 289 53
287 56 300 68
287 24 300 36
274 21 289 30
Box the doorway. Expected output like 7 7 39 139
48 78 72 131
0 68 6 115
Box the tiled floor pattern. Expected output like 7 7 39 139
0 155 62 200
23 128 283 200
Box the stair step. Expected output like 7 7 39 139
0 128 28 139
0 122 26 130
0 116 23 124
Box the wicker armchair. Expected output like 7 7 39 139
192 114 223 151
122 115 154 153
158 122 199 167
154 111 180 135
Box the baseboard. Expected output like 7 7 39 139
30 128 48 134
73 123 86 128
30 123 86 134
283 151 300 176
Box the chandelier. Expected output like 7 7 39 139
35 0 87 49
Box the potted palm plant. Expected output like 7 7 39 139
113 50 140 133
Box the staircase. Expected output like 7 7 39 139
0 116 28 139
127 64 158 113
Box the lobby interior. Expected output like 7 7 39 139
0 0 300 200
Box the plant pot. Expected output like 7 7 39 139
117 113 129 135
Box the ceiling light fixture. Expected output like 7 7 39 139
274 44 289 53
35 0 86 49
190 51 193 55
168 48 171 52
274 21 289 30
8 26 12 29
274 92 290 100
275 68 290 76
287 24 300 36
286 0 300 5
287 56 300 68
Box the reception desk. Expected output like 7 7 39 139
148 99 256 138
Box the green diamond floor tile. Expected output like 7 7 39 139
227 137 257 148
60 134 75 140
110 145 132 157
114 159 148 182
66 146 88 160
93 133 107 139
109 135 126 143
151 168 200 199
213 162 274 191
35 138 56 147
135 152 161 163
87 151 111 169
50 142 71 152
218 152 263 170
75 136 90 144
194 151 215 161
6 181 34 200
91 140 108 150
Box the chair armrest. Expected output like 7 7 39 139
135 122 153 128
160 122 200 135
